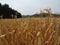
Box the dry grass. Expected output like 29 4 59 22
0 17 60 45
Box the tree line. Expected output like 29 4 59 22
0 3 22 19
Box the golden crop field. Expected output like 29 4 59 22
0 17 60 45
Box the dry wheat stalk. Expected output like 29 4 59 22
44 23 53 37
0 30 15 38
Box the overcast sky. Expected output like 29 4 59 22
0 0 60 15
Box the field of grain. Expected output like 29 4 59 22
0 17 60 45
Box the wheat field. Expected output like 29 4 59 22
0 17 60 45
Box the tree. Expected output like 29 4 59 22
0 3 22 19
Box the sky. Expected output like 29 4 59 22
0 0 60 15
